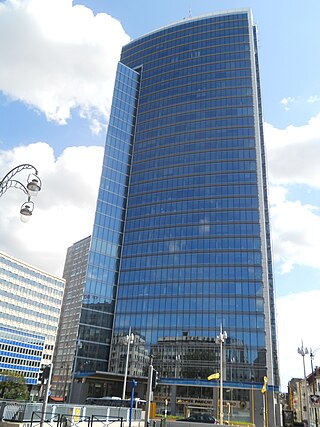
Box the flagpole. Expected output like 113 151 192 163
261 376 268 427
217 326 227 425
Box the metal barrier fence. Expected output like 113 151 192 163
90 415 124 427
30 412 123 427
0 401 141 424
30 411 61 427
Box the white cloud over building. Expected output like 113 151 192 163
0 0 130 133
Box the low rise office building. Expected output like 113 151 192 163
0 250 65 393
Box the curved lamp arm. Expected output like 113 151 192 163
0 164 38 185
0 179 29 198
0 164 42 222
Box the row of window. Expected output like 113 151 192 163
97 185 128 215
136 126 256 150
0 257 64 289
0 344 42 356
113 322 266 348
104 134 132 163
0 326 45 344
109 111 136 137
130 174 258 196
0 270 64 299
92 222 122 249
117 61 140 78
127 197 259 219
133 158 256 179
138 117 255 140
0 289 60 320
93 224 122 251
107 115 135 143
0 352 41 363
129 184 259 207
133 147 256 171
126 209 259 230
121 251 262 270
116 307 265 330
138 107 254 133
114 295 265 314
138 93 253 122
123 237 261 257
141 49 251 86
141 40 251 84
139 76 252 108
129 189 258 209
0 286 61 314
82 292 114 307
117 281 264 299
123 14 248 58
115 63 140 87
120 265 263 283
0 312 57 333
124 222 260 244
90 237 119 261
95 197 125 223
138 82 253 115
0 361 39 373
80 308 114 329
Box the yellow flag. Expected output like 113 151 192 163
261 376 268 394
207 372 220 380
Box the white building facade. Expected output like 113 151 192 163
0 251 65 383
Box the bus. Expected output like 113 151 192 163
85 397 146 409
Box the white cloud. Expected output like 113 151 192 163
307 95 320 104
264 114 320 189
264 115 320 273
269 186 320 272
280 96 295 111
277 290 320 389
0 142 103 275
0 0 130 132
280 97 295 106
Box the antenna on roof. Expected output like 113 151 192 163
183 8 192 20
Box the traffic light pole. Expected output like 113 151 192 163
40 365 52 427
144 364 153 427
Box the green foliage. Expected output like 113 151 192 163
0 370 30 401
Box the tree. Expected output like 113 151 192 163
0 370 30 400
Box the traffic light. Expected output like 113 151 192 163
43 366 50 381
39 365 51 384
152 368 159 390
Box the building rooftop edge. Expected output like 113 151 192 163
0 249 65 282
124 8 252 48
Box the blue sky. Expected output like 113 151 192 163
0 0 320 390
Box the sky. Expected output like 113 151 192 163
0 0 320 391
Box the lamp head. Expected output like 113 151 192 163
27 175 41 197
20 201 34 222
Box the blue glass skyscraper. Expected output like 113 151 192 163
76 9 279 423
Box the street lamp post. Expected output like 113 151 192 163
122 328 134 400
217 326 227 425
298 343 311 427
0 164 42 221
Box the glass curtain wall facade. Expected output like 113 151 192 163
78 8 279 414
76 65 140 372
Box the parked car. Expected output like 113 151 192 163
176 413 218 424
